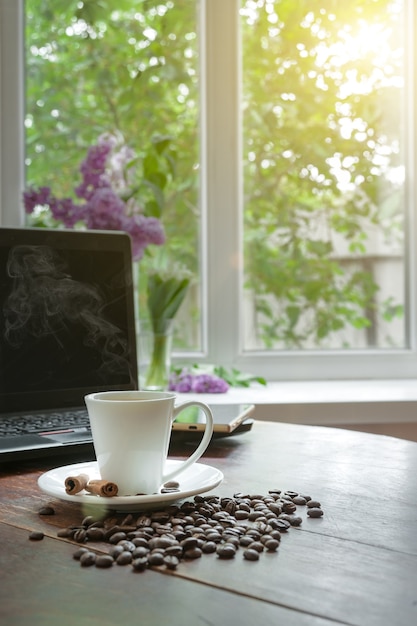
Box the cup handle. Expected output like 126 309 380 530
161 401 214 484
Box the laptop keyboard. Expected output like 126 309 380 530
0 408 91 438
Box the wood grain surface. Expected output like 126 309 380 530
1 421 417 626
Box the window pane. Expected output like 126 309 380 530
24 0 201 352
241 0 407 351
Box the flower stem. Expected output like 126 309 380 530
144 330 172 390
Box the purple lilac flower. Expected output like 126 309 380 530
169 372 193 393
49 197 86 227
85 187 126 230
191 374 229 393
169 370 229 393
75 142 113 200
108 145 136 192
23 186 52 213
22 135 165 262
126 214 166 261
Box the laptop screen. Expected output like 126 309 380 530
0 227 138 413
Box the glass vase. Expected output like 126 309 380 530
137 319 174 391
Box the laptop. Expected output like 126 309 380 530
0 227 138 462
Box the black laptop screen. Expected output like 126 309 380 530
0 228 138 412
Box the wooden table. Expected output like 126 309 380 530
1 420 417 626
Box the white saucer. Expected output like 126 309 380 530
37 460 223 511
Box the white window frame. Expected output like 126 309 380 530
0 0 25 228
1 0 417 381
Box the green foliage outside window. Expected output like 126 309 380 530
241 0 405 349
24 0 405 352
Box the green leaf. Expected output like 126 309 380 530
146 266 192 333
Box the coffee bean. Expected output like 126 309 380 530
248 541 264 553
239 535 254 547
132 546 149 558
38 506 55 516
269 530 282 541
163 481 180 489
246 529 261 540
222 535 240 548
73 529 87 543
248 511 266 521
149 536 175 550
52 486 324 575
181 537 198 551
109 545 125 559
118 540 136 552
109 531 127 544
284 490 298 498
80 551 96 566
292 496 307 505
243 548 260 561
73 547 89 560
224 501 237 515
164 555 179 570
116 551 133 565
173 530 187 542
270 518 291 531
282 502 297 514
95 555 114 569
183 547 202 559
205 531 222 543
151 511 171 524
264 539 280 552
180 501 196 513
103 525 121 540
216 544 236 559
148 552 165 566
165 545 183 557
29 531 44 541
86 527 105 541
307 507 324 518
136 515 152 527
255 522 273 535
82 516 95 527
260 534 274 545
121 514 134 526
132 557 148 572
202 541 217 554
268 503 282 515
57 527 75 538
89 520 105 529
132 537 150 548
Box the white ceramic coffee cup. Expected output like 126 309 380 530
84 390 214 496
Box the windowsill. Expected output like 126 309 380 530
175 379 417 427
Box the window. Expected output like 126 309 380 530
23 0 202 353
241 1 407 353
1 0 416 381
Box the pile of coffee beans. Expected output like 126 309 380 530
40 489 323 573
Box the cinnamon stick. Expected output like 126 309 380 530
85 479 119 497
64 473 89 495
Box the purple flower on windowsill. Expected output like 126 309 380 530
191 374 229 393
169 370 229 394
170 373 193 393
23 133 165 261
